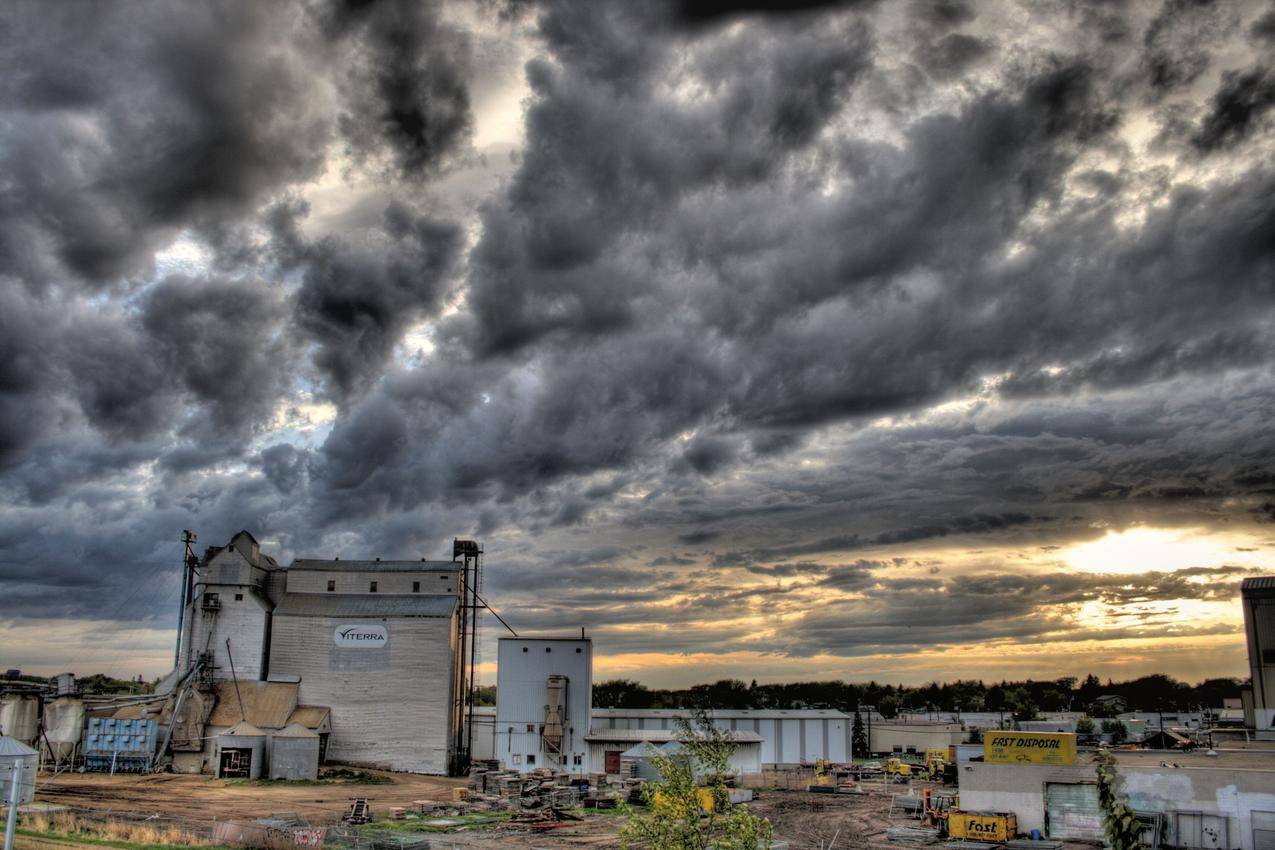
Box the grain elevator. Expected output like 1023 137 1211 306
172 530 481 774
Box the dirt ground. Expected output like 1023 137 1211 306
33 769 466 824
27 770 925 849
359 785 907 849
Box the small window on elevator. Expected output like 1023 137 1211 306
370 581 378 593
327 580 335 592
412 581 420 593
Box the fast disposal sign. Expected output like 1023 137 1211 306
984 731 1077 765
334 624 388 648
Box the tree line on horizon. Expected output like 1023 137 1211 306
590 674 1246 717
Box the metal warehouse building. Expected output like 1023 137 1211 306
169 531 477 775
592 708 853 766
584 728 764 776
1244 577 1275 736
869 720 965 756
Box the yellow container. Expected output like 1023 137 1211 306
926 749 947 763
948 811 1017 842
984 731 1077 765
652 787 719 814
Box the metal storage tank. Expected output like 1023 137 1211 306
215 722 266 779
42 697 85 767
0 735 38 806
269 723 320 781
0 696 39 746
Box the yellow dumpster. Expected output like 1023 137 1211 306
948 811 1018 842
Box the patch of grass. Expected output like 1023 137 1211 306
361 811 512 833
18 811 230 850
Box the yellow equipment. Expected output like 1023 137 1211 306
652 787 721 815
923 789 1016 842
947 811 1018 842
921 756 946 780
921 787 958 829
811 758 833 786
885 757 913 781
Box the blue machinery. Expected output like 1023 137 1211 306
84 717 157 773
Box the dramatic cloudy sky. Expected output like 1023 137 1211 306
3 0 1275 687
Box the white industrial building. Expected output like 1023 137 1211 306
495 635 592 773
959 747 1275 848
869 720 965 756
170 531 471 774
1245 577 1275 735
593 708 853 766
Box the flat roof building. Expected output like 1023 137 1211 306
1243 577 1275 736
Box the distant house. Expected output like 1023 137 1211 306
1092 694 1127 713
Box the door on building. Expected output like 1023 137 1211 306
1045 783 1104 841
605 750 622 774
218 748 252 779
1176 812 1228 849
1252 811 1275 850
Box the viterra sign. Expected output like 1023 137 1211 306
985 731 1077 765
334 624 388 648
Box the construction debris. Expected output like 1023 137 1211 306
343 797 371 825
886 825 942 843
1006 841 1063 850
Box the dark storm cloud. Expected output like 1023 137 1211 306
142 276 292 436
329 0 473 177
673 0 869 25
0 2 333 288
1253 6 1275 42
713 513 1043 565
1142 0 1237 93
919 33 993 79
3 0 1275 679
1193 67 1275 152
317 0 1274 608
455 3 873 355
278 200 464 399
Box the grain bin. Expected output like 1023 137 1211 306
42 697 85 766
0 735 38 805
215 722 266 779
0 696 39 746
269 723 320 781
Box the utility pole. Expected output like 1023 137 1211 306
4 758 21 850
173 530 197 668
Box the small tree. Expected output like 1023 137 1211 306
968 727 983 744
1076 717 1095 735
852 710 868 759
621 710 772 850
1102 719 1128 744
1096 752 1144 850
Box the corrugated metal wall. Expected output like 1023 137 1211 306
269 614 456 774
495 638 592 773
594 711 853 766
1045 782 1103 841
